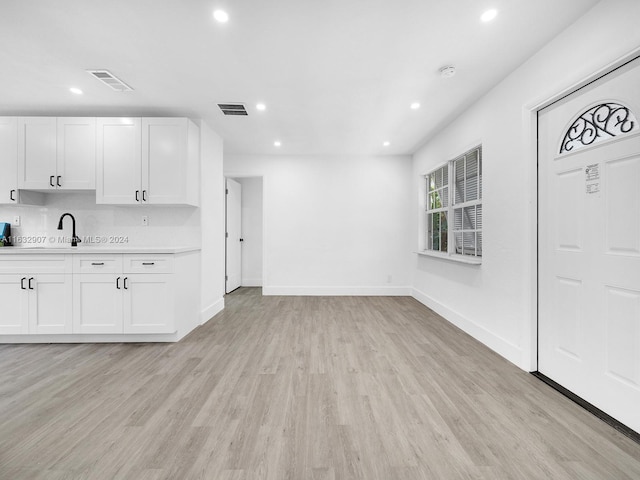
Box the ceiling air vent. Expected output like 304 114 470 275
218 103 248 116
86 70 134 92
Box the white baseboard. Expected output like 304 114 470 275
241 278 262 287
411 287 524 369
263 286 412 296
201 297 225 325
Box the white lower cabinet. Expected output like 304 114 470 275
0 275 29 334
0 251 197 341
73 274 124 334
0 274 72 335
72 255 175 335
124 274 174 334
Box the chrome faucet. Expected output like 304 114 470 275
57 213 81 247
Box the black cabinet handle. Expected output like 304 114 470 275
116 277 121 289
142 190 147 202
142 262 155 266
56 176 62 187
49 176 55 187
123 277 129 290
91 262 104 266
10 190 16 202
135 190 140 202
20 277 26 290
240 238 244 242
28 277 34 290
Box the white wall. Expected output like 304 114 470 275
199 121 225 323
411 0 640 371
237 177 263 287
225 154 413 295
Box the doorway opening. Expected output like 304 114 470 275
225 176 264 294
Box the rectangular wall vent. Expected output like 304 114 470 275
218 103 248 116
86 70 134 92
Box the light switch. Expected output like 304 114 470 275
13 216 20 227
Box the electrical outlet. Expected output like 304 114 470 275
13 216 20 227
142 216 148 226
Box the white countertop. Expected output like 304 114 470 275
0 246 200 255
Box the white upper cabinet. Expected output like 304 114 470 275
96 117 142 204
18 117 56 189
18 117 95 190
0 117 18 204
97 117 199 206
143 118 199 205
57 117 96 190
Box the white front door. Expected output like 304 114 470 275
226 178 242 293
539 57 640 433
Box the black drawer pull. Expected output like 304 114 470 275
20 277 26 290
142 262 155 266
28 277 34 290
10 190 16 201
116 277 121 289
91 262 105 266
56 176 62 187
49 176 55 187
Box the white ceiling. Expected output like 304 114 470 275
0 0 600 155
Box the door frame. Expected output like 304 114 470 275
526 46 640 372
224 174 266 294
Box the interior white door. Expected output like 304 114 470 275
226 178 242 293
539 57 640 433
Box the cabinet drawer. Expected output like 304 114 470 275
74 255 123 274
123 255 173 274
0 255 70 274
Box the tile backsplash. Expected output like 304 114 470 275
1 192 200 248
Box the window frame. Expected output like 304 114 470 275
422 145 482 264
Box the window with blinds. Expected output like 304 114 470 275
424 146 482 260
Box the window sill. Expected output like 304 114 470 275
415 250 482 265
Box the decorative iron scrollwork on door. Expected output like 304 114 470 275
560 102 638 154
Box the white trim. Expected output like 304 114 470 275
263 286 412 296
415 250 481 265
201 297 225 324
0 332 184 344
241 278 263 287
411 287 524 369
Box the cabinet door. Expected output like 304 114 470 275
123 274 174 334
73 274 123 334
142 118 187 204
57 117 96 190
28 274 73 335
96 118 141 205
0 275 29 334
0 117 18 205
18 117 57 190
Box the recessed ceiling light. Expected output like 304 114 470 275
410 102 420 110
213 9 229 23
274 141 281 147
69 87 83 95
256 103 266 111
480 9 498 22
383 141 390 147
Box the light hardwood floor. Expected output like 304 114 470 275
1 288 639 479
